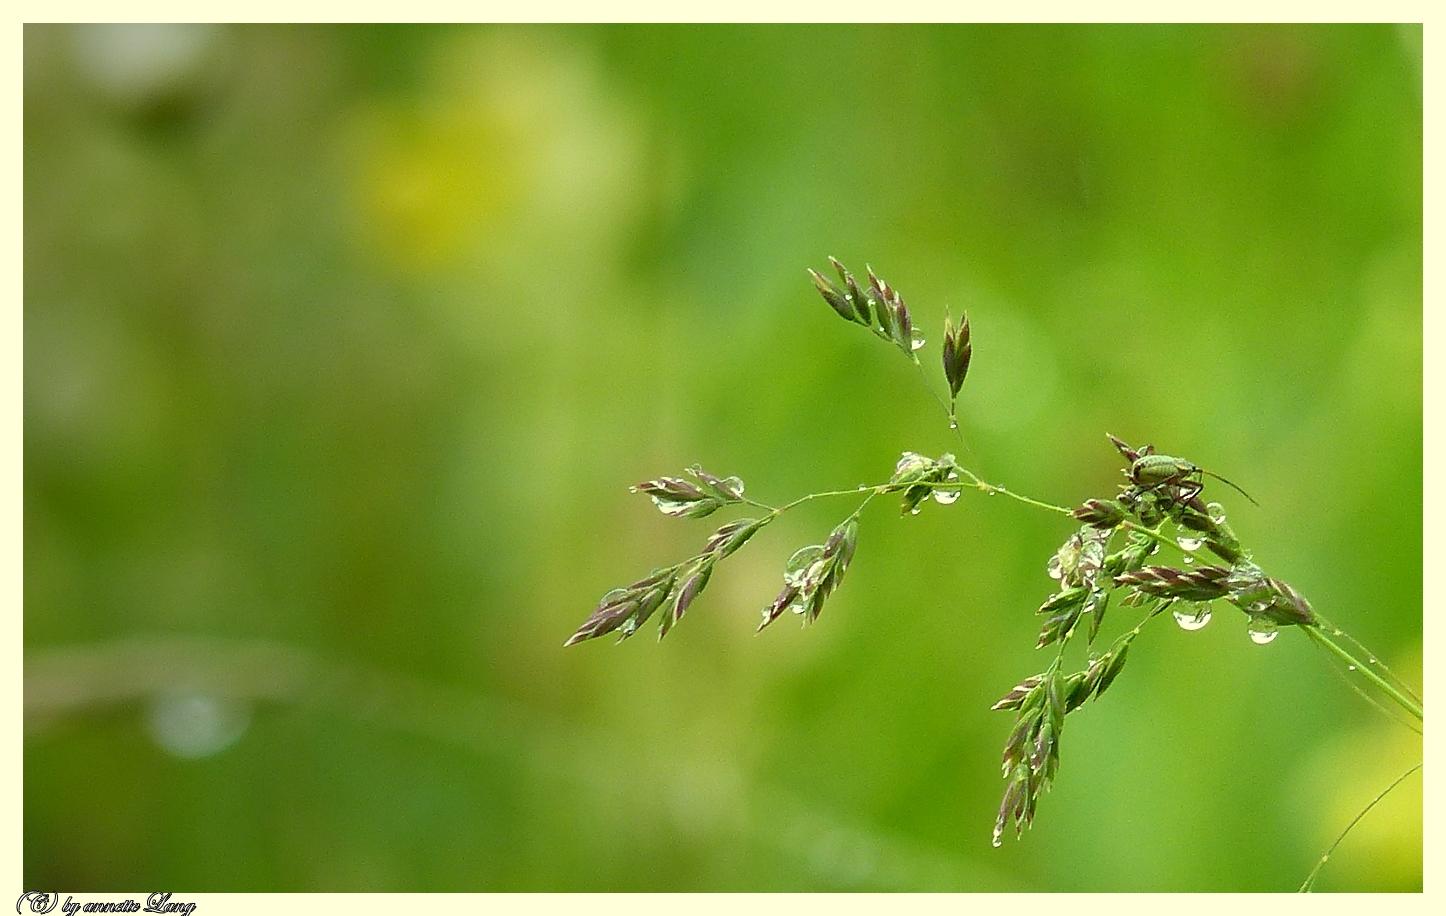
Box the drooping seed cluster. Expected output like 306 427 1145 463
809 258 926 362
990 631 1133 846
631 465 747 519
990 433 1318 845
758 517 859 631
563 514 772 646
568 448 971 646
565 466 771 646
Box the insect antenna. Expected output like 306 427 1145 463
1202 469 1260 507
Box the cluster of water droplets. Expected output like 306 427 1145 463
1046 555 1064 583
780 545 828 615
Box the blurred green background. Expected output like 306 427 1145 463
23 23 1422 892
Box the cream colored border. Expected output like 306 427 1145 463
10 7 1437 912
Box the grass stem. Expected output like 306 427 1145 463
1302 625 1423 721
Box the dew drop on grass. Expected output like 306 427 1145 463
1177 536 1204 551
911 332 926 351
655 497 695 516
1247 619 1278 645
1348 665 1356 671
949 419 959 429
909 505 922 516
933 477 961 505
1173 602 1212 631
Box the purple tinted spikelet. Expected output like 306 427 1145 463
1115 565 1232 602
813 259 922 361
942 312 973 402
1073 498 1125 529
809 268 859 324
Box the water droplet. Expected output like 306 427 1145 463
1247 618 1279 645
933 487 961 505
1347 665 1356 671
654 496 695 516
1177 536 1204 551
147 692 252 759
1173 602 1212 631
1248 600 1271 614
1368 657 1377 664
784 546 825 587
1182 555 1194 564
911 333 926 351
858 484 867 491
909 505 922 516
1206 502 1227 523
991 835 1003 849
628 486 640 493
949 419 958 429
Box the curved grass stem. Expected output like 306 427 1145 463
1302 625 1423 721
1299 761 1422 892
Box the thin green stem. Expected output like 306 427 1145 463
1302 625 1423 721
772 485 888 514
1316 648 1422 736
913 360 954 424
1119 520 1172 548
1299 761 1422 892
845 489 879 522
1310 612 1422 707
968 480 1073 516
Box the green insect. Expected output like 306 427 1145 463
1127 453 1259 507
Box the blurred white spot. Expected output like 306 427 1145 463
807 826 880 887
71 23 218 104
146 692 252 759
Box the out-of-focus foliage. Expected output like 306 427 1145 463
24 24 1421 891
